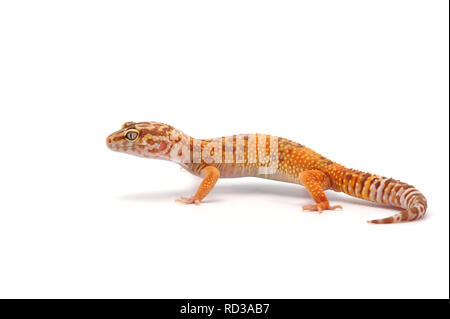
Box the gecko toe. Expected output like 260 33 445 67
302 203 342 213
175 196 201 205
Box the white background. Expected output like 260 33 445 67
0 1 448 299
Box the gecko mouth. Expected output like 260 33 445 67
109 144 152 153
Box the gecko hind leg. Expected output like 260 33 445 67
175 166 220 205
299 170 342 214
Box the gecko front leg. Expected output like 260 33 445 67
299 170 342 213
176 166 220 205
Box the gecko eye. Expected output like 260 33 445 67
125 130 139 141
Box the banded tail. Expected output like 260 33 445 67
338 169 427 224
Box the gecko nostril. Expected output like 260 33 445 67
107 137 112 144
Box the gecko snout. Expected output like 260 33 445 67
106 135 113 149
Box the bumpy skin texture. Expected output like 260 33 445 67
107 121 427 224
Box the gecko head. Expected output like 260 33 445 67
106 121 183 159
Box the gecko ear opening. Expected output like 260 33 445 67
121 121 136 129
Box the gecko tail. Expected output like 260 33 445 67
367 205 426 224
338 169 427 224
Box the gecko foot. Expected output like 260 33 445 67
175 196 201 205
302 203 343 214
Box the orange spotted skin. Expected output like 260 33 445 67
107 122 427 224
